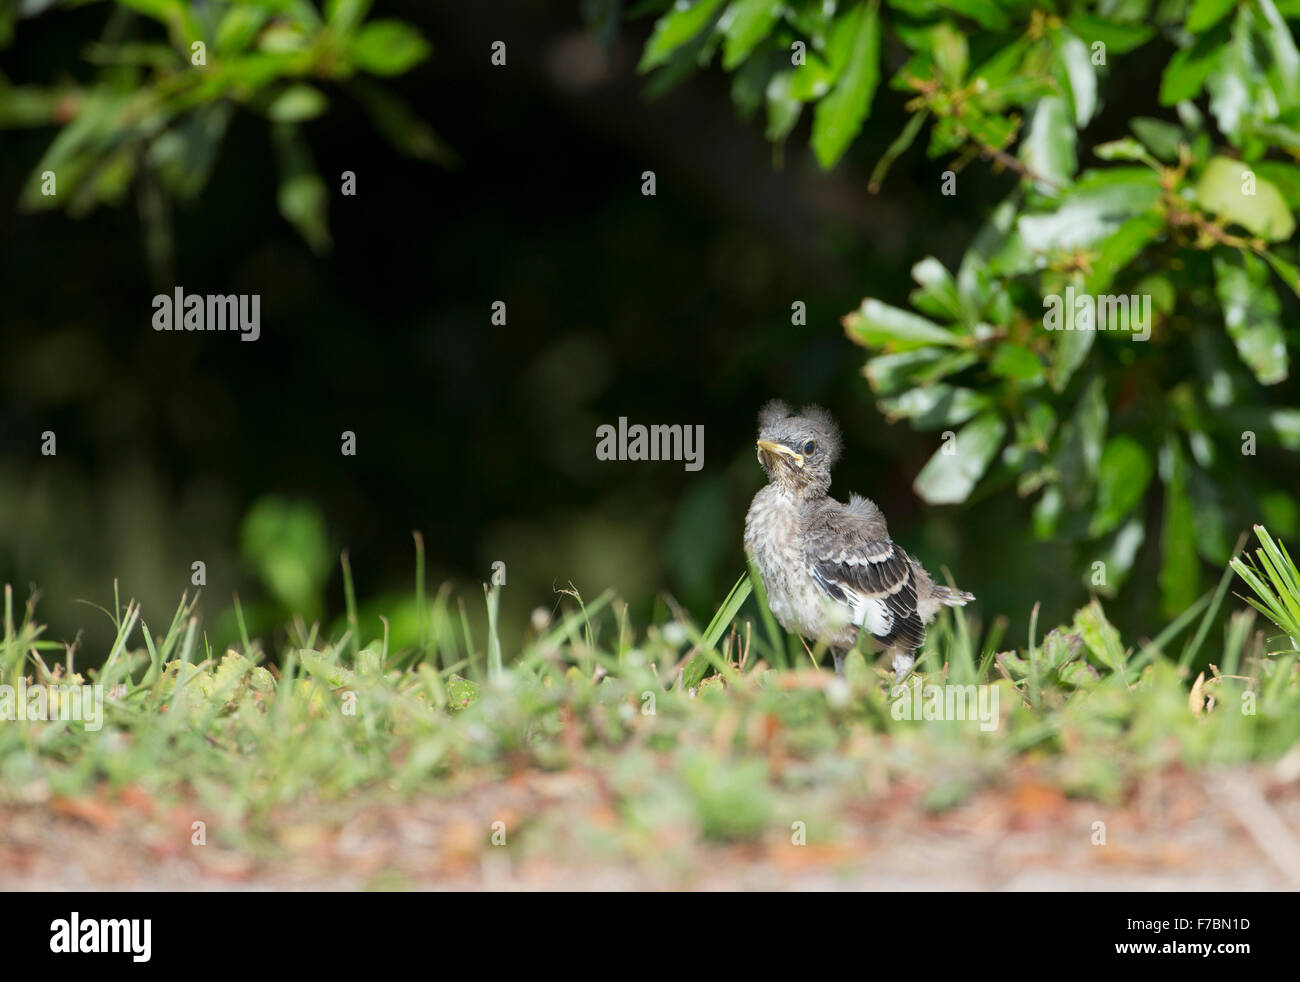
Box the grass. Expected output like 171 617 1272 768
2 527 1300 884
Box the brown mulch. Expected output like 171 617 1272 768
3 762 1299 890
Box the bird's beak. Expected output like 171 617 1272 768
757 439 804 469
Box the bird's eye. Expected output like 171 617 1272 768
803 440 816 456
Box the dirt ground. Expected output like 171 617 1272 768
4 762 1299 891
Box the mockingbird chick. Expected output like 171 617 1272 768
744 400 974 678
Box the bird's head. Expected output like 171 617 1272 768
754 400 841 496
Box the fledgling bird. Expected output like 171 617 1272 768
744 401 973 678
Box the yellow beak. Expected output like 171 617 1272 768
757 439 804 469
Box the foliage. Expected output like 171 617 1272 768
1232 523 1300 651
240 495 332 622
0 0 445 270
627 0 1300 616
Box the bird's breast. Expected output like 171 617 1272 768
744 488 828 641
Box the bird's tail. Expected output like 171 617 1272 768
933 585 974 607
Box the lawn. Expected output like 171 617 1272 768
2 528 1299 890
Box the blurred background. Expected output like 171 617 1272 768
0 1 1230 657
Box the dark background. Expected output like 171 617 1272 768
0 1 1145 657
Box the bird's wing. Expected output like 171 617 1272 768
806 523 926 651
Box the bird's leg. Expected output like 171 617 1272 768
890 649 915 683
831 648 849 676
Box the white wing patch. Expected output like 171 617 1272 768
810 566 894 639
844 586 893 637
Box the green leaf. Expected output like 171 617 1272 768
326 0 375 35
1050 326 1095 393
1018 168 1162 253
445 675 479 710
811 0 881 168
1033 484 1064 538
266 84 328 122
1260 248 1300 295
1093 137 1157 165
1055 375 1107 499
721 0 780 70
1064 15 1154 53
240 496 331 618
879 384 991 429
1259 0 1300 110
843 297 963 350
790 55 837 101
1091 516 1147 596
1056 31 1097 128
19 90 135 212
349 80 456 166
1130 116 1184 162
1016 400 1057 453
1072 600 1125 672
1185 0 1237 33
825 1 869 75
970 38 1030 90
913 411 1006 505
966 110 1019 156
868 109 927 192
989 343 1046 385
147 103 234 199
931 21 968 87
1255 160 1300 207
640 0 727 71
935 0 1009 30
1196 155 1296 241
1212 249 1289 385
0 84 68 127
864 348 946 394
1160 23 1228 104
909 256 966 321
864 348 978 393
350 19 431 76
216 7 271 52
1206 12 1261 141
1089 435 1153 537
272 123 332 254
1084 212 1164 294
731 52 770 118
1136 273 1177 314
764 71 802 140
1018 96 1076 191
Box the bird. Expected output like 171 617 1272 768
743 400 973 678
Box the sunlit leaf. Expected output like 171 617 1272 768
1197 156 1295 241
1212 249 1289 385
843 297 963 350
640 0 727 71
721 0 780 70
811 0 881 168
350 19 431 76
1018 96 1076 192
913 411 1006 504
